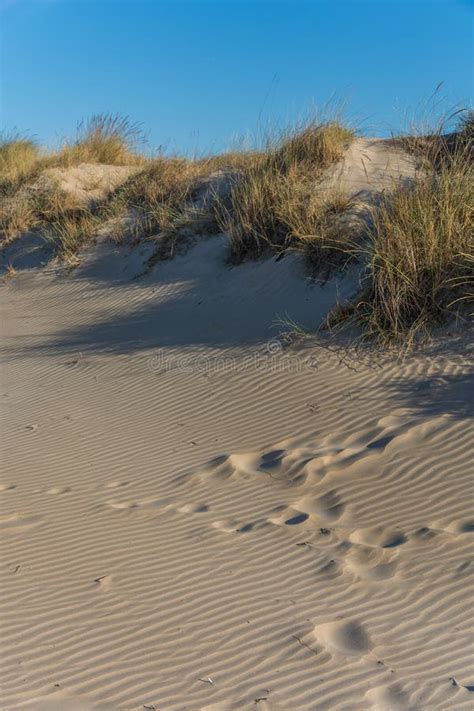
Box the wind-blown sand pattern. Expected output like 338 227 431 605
1 140 473 709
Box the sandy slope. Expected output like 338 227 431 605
1 139 473 710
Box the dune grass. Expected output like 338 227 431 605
0 178 80 243
57 114 145 167
0 135 42 194
2 109 472 349
0 115 146 246
104 156 216 258
1 115 355 262
342 131 473 347
213 120 355 262
42 208 100 263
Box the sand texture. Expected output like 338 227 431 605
1 139 473 710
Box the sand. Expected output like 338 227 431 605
41 164 137 207
1 139 473 710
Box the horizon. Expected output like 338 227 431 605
1 0 473 155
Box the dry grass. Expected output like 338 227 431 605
42 208 99 262
0 115 147 248
0 192 37 241
0 179 78 243
0 172 103 259
293 192 363 275
3 111 471 343
1 116 355 263
273 121 353 172
1 115 144 192
201 150 264 172
213 120 355 262
0 135 42 193
393 108 474 170
347 138 473 346
108 157 197 213
105 155 222 258
57 114 145 167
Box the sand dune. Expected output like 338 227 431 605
1 139 473 710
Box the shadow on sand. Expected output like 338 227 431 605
387 372 474 419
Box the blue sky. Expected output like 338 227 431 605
1 0 473 154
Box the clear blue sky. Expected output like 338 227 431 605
1 0 473 154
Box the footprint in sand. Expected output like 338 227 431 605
212 518 242 533
317 556 343 579
193 453 258 483
411 526 438 542
294 490 345 520
187 416 419 496
106 500 141 511
341 543 398 581
350 526 407 549
268 490 345 531
268 505 310 528
445 519 474 534
366 434 396 451
312 619 373 657
259 448 286 470
366 683 417 711
180 445 332 489
0 483 17 492
454 560 473 577
211 516 270 534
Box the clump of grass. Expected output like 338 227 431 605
0 179 72 243
213 119 355 262
274 121 353 172
42 208 99 262
0 134 43 194
0 115 147 244
109 157 195 212
393 107 474 171
105 155 220 257
58 114 145 166
0 191 37 240
0 172 101 259
293 192 363 276
0 115 147 245
350 139 473 347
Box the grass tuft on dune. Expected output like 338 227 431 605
213 120 355 262
57 114 145 167
338 122 473 347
